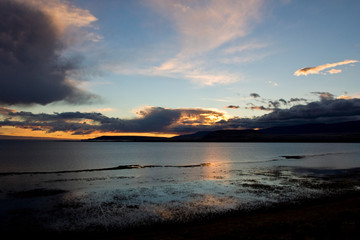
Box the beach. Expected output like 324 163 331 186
112 191 360 240
11 190 360 240
4 167 360 240
1 142 360 239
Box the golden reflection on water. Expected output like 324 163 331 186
188 194 238 212
197 143 232 180
154 194 238 221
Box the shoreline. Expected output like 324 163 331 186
1 143 359 239
116 191 360 240
2 166 360 239
11 190 360 240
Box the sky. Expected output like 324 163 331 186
0 0 359 139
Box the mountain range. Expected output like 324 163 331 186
84 120 360 142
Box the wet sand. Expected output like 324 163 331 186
24 191 360 240
103 192 360 240
3 167 360 239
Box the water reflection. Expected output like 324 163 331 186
1 142 360 231
195 143 232 180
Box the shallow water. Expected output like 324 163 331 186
0 141 359 231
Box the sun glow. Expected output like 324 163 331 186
0 126 176 140
177 111 229 126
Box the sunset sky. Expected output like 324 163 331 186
0 0 359 139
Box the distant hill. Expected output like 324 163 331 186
84 120 360 142
83 135 169 142
200 120 360 142
260 120 360 135
0 135 60 141
171 131 212 141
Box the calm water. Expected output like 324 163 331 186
0 141 359 231
1 141 359 172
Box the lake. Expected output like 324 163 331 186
0 141 359 231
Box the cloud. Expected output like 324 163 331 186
0 106 229 135
258 98 360 125
108 1 268 86
0 106 16 115
201 97 232 103
0 0 98 105
288 98 308 104
245 98 294 111
86 108 115 113
2 98 360 135
145 0 264 85
279 98 287 105
246 105 273 111
294 60 358 76
15 0 97 32
150 0 264 56
268 100 281 109
267 81 278 86
153 57 239 86
220 41 271 65
220 52 271 65
311 92 335 101
223 41 268 55
225 105 240 109
250 93 261 98
227 98 360 129
186 71 238 86
328 69 342 74
337 95 353 100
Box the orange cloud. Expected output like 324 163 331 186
146 0 264 86
0 126 176 140
177 111 228 126
150 0 264 55
0 106 231 138
328 69 342 74
337 95 352 100
294 60 358 76
15 0 97 33
0 107 17 115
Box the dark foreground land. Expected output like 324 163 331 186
4 166 360 239
84 120 360 143
108 193 360 240
30 191 360 240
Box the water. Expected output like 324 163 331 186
0 141 359 231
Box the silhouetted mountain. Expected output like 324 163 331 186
171 131 212 141
84 136 168 142
85 120 360 142
201 120 360 142
260 120 360 135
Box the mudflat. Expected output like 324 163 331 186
113 192 360 240
29 191 360 240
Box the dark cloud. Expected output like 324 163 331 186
228 98 360 129
250 93 260 98
0 107 227 134
225 105 240 109
311 92 335 101
0 0 97 105
288 98 308 104
279 98 287 105
245 104 273 111
294 67 315 75
245 98 288 111
268 100 281 109
2 98 360 135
